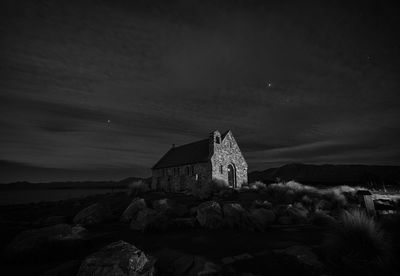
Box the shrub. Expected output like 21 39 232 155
323 209 391 275
187 179 229 200
249 181 267 191
127 180 149 197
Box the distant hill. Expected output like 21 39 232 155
0 176 147 190
248 163 400 187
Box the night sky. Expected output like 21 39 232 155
1 0 400 183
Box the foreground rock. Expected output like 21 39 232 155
3 224 84 259
249 208 276 230
287 203 309 223
152 198 189 218
223 203 251 229
196 201 224 229
121 198 147 223
42 260 81 276
77 240 155 276
274 246 323 274
130 208 171 231
155 248 220 276
73 203 112 226
35 215 68 227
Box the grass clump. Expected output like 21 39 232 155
188 179 229 199
127 180 149 197
323 209 391 275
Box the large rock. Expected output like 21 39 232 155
249 208 276 230
223 203 251 229
35 215 67 227
42 260 81 276
130 208 171 232
196 201 224 229
172 217 198 229
251 200 272 209
152 198 189 218
314 199 332 212
121 198 147 223
309 211 336 226
77 240 155 276
287 203 309 223
73 203 112 226
155 248 219 276
4 224 73 258
277 216 292 225
275 246 323 273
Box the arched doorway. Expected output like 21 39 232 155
227 164 236 188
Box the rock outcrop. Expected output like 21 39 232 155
73 203 112 226
77 240 155 276
196 201 224 229
249 208 276 230
223 203 251 229
121 198 147 223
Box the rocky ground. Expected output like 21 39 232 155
0 188 398 275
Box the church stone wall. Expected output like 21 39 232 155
151 162 211 192
209 131 248 188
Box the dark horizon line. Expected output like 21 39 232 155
2 162 400 185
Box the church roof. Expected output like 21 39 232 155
152 138 210 169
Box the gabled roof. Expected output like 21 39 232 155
152 138 210 169
221 130 229 140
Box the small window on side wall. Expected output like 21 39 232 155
216 136 221 144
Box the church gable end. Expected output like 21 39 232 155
210 130 248 188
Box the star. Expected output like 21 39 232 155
107 119 111 123
267 82 272 88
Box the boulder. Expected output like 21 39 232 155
314 199 332 212
287 203 309 223
121 198 147 222
172 217 198 229
223 203 251 229
251 200 272 209
309 211 336 226
274 204 290 217
77 240 155 276
196 201 224 229
61 225 87 240
249 208 276 230
42 260 81 276
35 215 67 227
155 248 219 276
275 246 323 272
4 224 73 258
278 216 293 225
130 208 171 232
152 198 189 218
73 203 112 226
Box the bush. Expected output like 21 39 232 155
260 181 358 212
127 180 149 197
187 179 229 199
323 209 391 275
248 181 267 191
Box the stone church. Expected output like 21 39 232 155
151 130 248 191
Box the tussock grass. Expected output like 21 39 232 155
323 209 392 275
127 180 149 197
247 180 362 211
188 179 229 199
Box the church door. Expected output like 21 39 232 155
227 164 236 188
